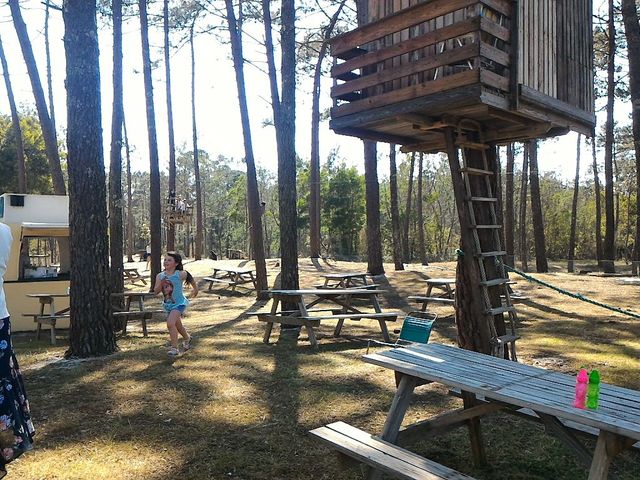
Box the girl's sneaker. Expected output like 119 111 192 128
167 347 180 357
182 336 192 351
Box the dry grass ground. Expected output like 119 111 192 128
6 258 640 479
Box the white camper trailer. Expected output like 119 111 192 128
0 193 70 332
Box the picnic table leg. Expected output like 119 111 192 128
462 391 487 466
588 431 635 480
333 319 345 337
263 297 280 344
366 374 418 480
50 319 57 346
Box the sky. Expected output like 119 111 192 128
0 0 631 186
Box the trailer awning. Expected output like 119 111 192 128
21 222 69 237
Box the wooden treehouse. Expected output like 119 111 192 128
163 198 193 225
329 0 595 360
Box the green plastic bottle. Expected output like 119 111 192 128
586 370 600 410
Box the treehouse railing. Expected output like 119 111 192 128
329 0 512 119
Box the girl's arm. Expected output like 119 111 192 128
153 273 164 294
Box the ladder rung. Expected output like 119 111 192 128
468 196 498 202
476 251 507 258
471 224 502 229
457 141 490 150
480 277 510 287
487 305 515 316
460 167 494 176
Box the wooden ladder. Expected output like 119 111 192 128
457 121 518 361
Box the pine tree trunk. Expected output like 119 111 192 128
124 117 134 263
164 0 177 251
63 0 116 357
603 0 616 273
0 35 26 193
504 144 515 266
592 139 603 266
416 153 427 265
44 1 56 134
190 25 204 260
519 143 529 271
568 135 581 273
139 0 162 282
9 0 65 195
389 144 404 270
224 0 268 299
309 1 346 258
109 0 124 300
529 141 548 273
402 153 415 262
364 141 384 275
621 0 640 275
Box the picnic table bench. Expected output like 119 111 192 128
24 293 70 345
251 288 402 348
318 272 372 288
313 343 640 480
111 292 164 337
123 268 147 285
204 267 257 292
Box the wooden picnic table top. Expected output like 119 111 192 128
268 288 386 296
321 272 370 279
364 343 640 442
212 266 255 274
26 293 70 299
424 277 456 284
111 291 156 298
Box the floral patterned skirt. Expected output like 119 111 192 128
0 317 34 477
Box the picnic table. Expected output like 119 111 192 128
255 289 402 348
111 291 164 337
24 293 70 345
312 342 640 480
408 277 456 311
319 272 371 288
204 266 257 291
123 267 147 285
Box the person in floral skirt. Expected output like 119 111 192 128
0 223 34 477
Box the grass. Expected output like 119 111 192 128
7 258 640 479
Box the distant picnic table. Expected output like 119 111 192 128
312 342 640 480
110 291 163 337
252 288 402 348
204 266 257 292
123 267 146 286
318 272 371 288
24 293 70 345
408 277 456 311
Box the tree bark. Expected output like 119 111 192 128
109 0 124 300
364 141 384 275
519 143 529 271
0 35 26 193
44 0 56 134
9 0 65 195
389 144 404 270
164 0 177 251
124 116 134 263
402 153 415 262
592 139 603 266
603 0 616 273
416 152 427 265
568 135 581 273
504 144 515 266
309 0 346 258
139 0 162 281
224 0 268 299
621 0 640 276
63 0 116 357
528 140 548 273
190 24 204 260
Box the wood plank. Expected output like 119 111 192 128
480 70 509 92
332 42 479 97
333 69 479 118
479 42 509 67
331 0 479 56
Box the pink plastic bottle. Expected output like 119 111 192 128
573 369 588 409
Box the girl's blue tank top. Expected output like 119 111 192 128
160 270 189 310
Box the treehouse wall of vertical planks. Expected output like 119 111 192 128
328 0 595 151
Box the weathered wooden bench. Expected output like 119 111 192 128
310 421 476 480
113 309 164 337
23 313 71 346
123 268 147 285
204 277 239 291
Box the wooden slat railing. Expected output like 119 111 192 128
329 0 512 118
